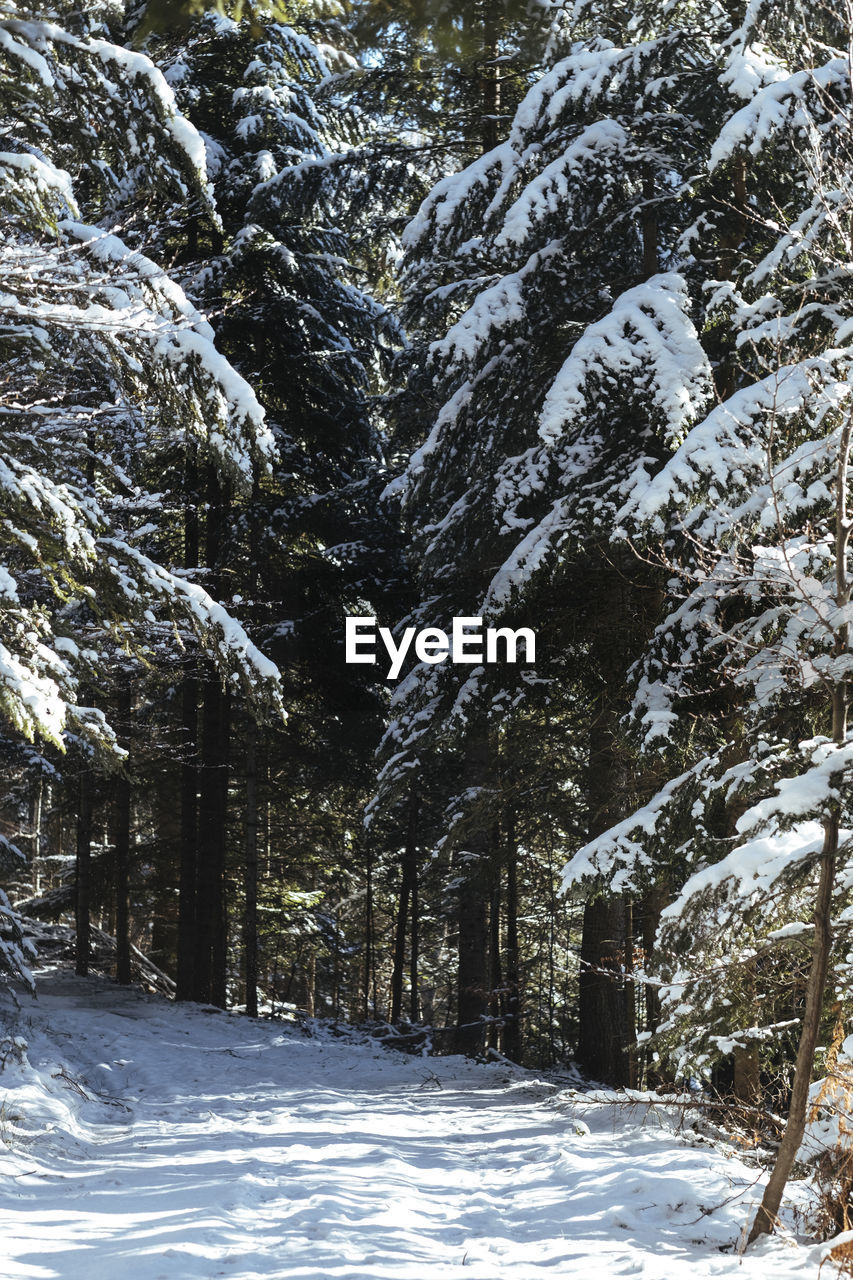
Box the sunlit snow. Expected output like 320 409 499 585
0 970 823 1280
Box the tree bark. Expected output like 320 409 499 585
577 566 635 1086
478 0 500 154
636 884 667 1084
641 167 658 280
112 678 132 986
503 809 522 1062
363 838 375 1020
196 677 231 1006
457 867 489 1054
177 449 200 1002
243 715 259 1017
488 863 503 1052
75 767 93 977
176 673 199 1001
194 466 231 1007
578 896 631 1082
623 894 637 1088
733 1046 761 1106
391 789 418 1025
113 770 131 986
30 778 43 897
410 853 420 1024
454 729 492 1055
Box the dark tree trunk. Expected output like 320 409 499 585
623 895 637 1087
29 779 43 896
176 673 199 1001
639 885 666 1034
363 839 375 1020
75 767 93 977
503 809 522 1062
196 677 231 1006
578 896 631 1083
391 789 418 1024
577 564 637 1086
455 730 491 1055
243 715 259 1018
177 450 200 1001
410 854 420 1024
488 866 503 1052
243 466 262 1019
457 866 489 1055
733 1046 761 1105
479 0 500 154
194 467 231 1007
641 167 658 280
715 157 748 401
113 770 131 985
113 678 132 986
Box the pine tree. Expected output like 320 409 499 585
0 0 284 988
148 6 402 1009
376 0 726 1070
557 0 853 1236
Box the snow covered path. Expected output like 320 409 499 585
0 972 821 1279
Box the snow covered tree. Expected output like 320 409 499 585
146 6 402 1009
556 0 853 1240
376 0 728 1069
0 0 285 990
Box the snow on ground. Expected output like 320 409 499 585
0 968 824 1280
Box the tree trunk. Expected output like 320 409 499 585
578 895 631 1083
30 778 43 896
113 770 131 986
733 1046 761 1106
363 839 375 1021
243 715 259 1018
304 951 316 1018
111 679 132 985
75 767 93 977
194 466 231 1007
176 672 199 1001
639 885 666 1034
577 567 635 1085
391 789 418 1024
641 167 658 280
455 729 491 1055
623 894 637 1088
504 809 522 1062
410 853 420 1024
478 0 501 154
488 867 503 1052
177 450 200 1002
196 676 231 1006
457 868 489 1054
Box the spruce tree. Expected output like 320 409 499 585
557 0 853 1234
0 0 284 988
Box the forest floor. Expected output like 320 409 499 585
0 968 831 1280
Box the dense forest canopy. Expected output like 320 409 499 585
2 0 853 1245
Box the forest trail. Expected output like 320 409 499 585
0 972 819 1280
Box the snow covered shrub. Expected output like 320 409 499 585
0 1034 28 1071
805 1021 853 1239
0 889 35 996
822 1235 853 1278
